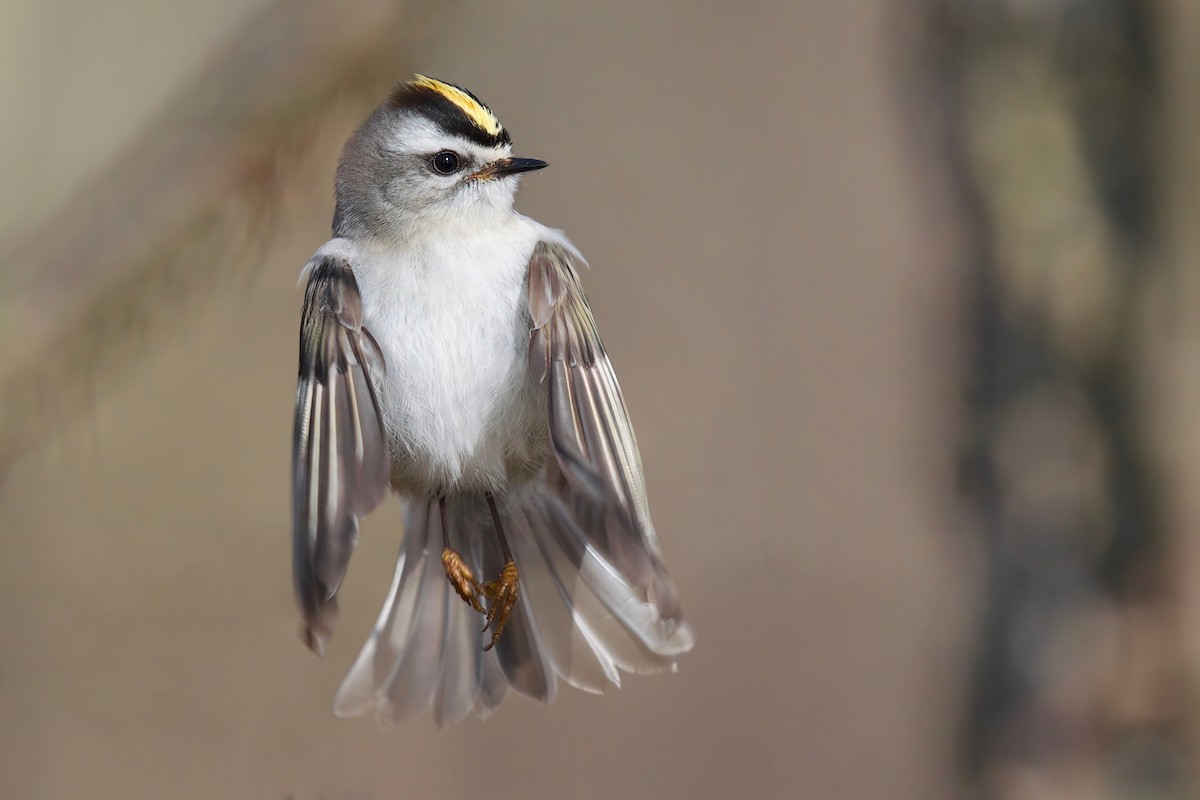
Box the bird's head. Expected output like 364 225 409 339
333 75 547 240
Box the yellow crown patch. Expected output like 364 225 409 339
410 75 504 137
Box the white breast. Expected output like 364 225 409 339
327 218 549 495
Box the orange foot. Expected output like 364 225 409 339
442 547 485 614
482 559 519 651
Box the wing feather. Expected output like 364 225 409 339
293 254 389 654
526 241 684 626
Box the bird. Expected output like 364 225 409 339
291 75 693 726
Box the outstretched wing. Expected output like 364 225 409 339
293 254 389 655
526 239 683 624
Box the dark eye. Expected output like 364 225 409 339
432 151 461 174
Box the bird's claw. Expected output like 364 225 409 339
442 547 486 613
481 559 519 651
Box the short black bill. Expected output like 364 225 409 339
476 157 548 180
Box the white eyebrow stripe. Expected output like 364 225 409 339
384 117 511 163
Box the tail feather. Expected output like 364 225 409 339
332 501 436 719
432 556 483 726
474 651 509 720
334 478 693 726
331 546 407 718
504 498 617 693
375 538 448 723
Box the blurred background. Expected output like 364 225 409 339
1 1 1197 797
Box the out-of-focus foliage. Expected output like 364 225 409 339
909 1 1196 796
0 0 436 474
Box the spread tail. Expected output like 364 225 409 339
332 476 692 727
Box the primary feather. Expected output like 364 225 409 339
292 256 389 654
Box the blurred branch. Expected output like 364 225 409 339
901 0 1194 795
0 0 442 472
1148 0 1200 787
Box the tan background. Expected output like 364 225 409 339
0 2 969 798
